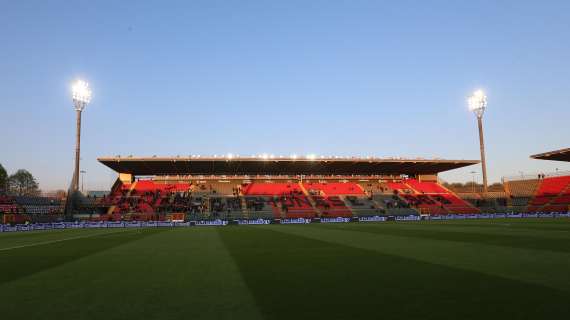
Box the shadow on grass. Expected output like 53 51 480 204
0 228 164 285
318 223 570 253
219 226 570 320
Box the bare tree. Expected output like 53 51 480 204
8 169 40 196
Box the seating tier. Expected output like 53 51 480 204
303 182 364 195
243 183 302 196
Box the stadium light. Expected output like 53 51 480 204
468 89 487 118
468 89 488 195
72 80 92 111
71 79 92 192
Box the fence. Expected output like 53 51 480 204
2 213 569 233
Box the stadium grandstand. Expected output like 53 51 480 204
441 148 570 215
61 156 484 221
58 151 570 223
6 150 570 224
0 195 64 224
522 148 570 213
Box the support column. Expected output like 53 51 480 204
73 109 82 192
477 116 488 195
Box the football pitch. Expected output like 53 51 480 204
1 219 570 319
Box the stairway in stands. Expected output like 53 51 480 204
394 179 479 215
239 190 249 219
242 182 316 219
302 182 363 217
298 182 322 217
435 183 481 214
107 181 138 215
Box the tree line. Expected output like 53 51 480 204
0 163 40 196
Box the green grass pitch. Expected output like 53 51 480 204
1 219 570 319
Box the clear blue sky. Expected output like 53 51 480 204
1 0 569 191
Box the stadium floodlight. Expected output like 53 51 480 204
72 80 92 111
71 79 92 193
468 89 487 118
468 89 489 196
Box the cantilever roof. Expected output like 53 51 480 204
530 148 570 162
98 156 479 176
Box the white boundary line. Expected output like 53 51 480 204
0 229 134 252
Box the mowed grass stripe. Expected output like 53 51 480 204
0 229 140 252
0 228 125 250
346 220 570 240
219 226 570 320
270 224 570 292
422 218 570 232
0 228 262 320
0 228 162 286
316 222 570 253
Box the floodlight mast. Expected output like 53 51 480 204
71 80 91 193
468 90 488 196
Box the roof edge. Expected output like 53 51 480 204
97 156 480 164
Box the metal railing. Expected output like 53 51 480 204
503 170 570 182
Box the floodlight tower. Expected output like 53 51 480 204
468 90 488 195
71 80 92 192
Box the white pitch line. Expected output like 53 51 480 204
0 229 133 252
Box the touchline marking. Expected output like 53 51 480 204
0 229 133 252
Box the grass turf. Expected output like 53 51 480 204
0 219 569 319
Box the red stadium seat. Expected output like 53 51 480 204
303 182 365 195
387 179 479 215
243 183 303 196
528 176 570 212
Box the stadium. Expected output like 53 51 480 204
2 147 570 319
4 152 570 224
2 2 570 319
